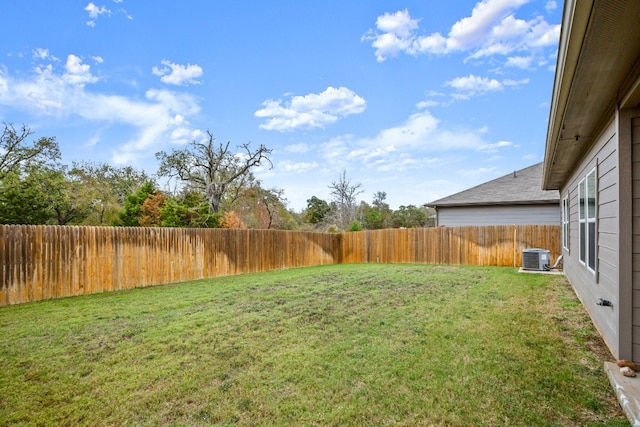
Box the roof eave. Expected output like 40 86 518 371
428 199 560 209
543 0 640 190
543 0 593 190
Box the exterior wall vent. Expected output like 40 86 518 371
522 248 550 271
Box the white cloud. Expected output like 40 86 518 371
364 2 560 65
85 3 110 26
85 2 132 26
525 18 560 48
319 110 485 173
63 55 98 86
0 55 201 164
169 126 202 145
32 48 57 61
505 55 532 68
502 78 529 86
416 100 440 109
85 2 109 18
491 14 530 40
169 114 187 126
277 160 318 173
373 111 484 151
375 9 420 38
318 135 353 168
545 1 557 12
152 60 203 86
447 0 529 52
476 140 516 152
255 86 366 132
361 9 424 61
446 74 529 99
446 74 502 98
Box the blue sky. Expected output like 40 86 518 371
0 0 561 211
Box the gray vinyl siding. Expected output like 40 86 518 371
561 116 619 356
436 204 559 227
632 116 640 359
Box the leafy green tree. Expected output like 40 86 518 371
360 202 383 229
117 181 156 226
156 130 272 214
0 163 89 225
47 168 90 225
70 161 150 225
0 123 60 180
159 198 185 227
348 220 363 232
305 196 331 225
0 168 54 224
391 205 428 228
161 191 219 228
0 124 67 225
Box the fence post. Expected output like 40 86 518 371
513 225 517 268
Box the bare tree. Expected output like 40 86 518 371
329 170 363 230
156 131 272 214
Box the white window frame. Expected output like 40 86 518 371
562 195 569 251
578 168 597 273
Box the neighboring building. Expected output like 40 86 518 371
543 0 640 361
426 163 559 227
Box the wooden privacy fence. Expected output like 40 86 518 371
0 224 559 306
340 225 560 266
0 226 340 306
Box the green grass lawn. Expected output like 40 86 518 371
0 264 629 426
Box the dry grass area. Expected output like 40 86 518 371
0 264 629 426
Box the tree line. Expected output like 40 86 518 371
0 123 434 230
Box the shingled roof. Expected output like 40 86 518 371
427 163 559 207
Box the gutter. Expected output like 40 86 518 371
425 200 561 209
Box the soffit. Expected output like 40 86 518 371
543 0 640 189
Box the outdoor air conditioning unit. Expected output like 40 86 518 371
522 248 550 271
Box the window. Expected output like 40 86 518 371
562 195 569 250
578 168 597 272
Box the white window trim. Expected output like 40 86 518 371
562 195 569 251
579 178 585 264
578 167 597 274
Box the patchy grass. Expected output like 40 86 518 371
0 264 628 426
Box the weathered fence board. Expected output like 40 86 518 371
0 224 559 306
339 225 559 266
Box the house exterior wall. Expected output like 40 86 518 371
436 204 559 227
560 116 621 356
632 115 640 360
